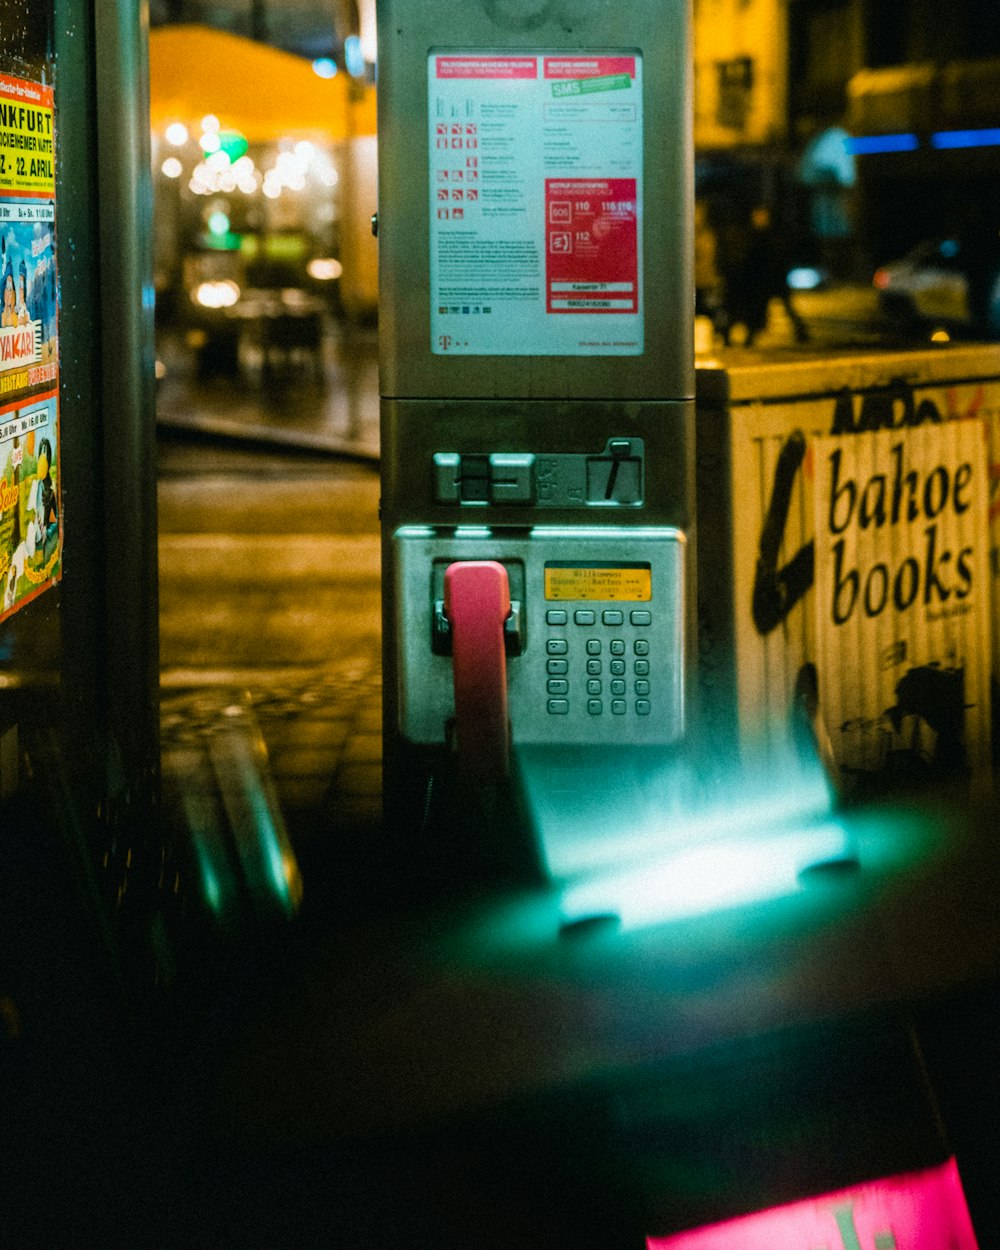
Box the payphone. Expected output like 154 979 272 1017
377 0 694 874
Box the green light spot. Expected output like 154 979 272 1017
217 129 248 161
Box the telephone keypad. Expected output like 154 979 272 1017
544 605 659 720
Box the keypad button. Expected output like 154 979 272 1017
602 610 624 626
609 639 626 656
635 679 650 696
610 679 626 696
610 659 626 676
634 638 650 656
635 699 651 715
547 658 568 675
587 678 602 695
611 699 627 715
547 678 569 695
587 699 603 716
586 658 602 675
586 638 602 656
574 609 596 625
547 699 570 715
631 610 652 626
546 609 568 625
546 638 568 655
634 659 650 676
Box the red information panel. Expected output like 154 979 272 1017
543 55 638 81
545 177 638 314
648 1158 979 1250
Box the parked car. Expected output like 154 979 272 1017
873 238 1000 338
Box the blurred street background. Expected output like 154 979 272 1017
7 0 1000 1244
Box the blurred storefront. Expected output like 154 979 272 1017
846 57 1000 264
148 22 378 378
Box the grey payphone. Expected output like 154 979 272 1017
377 0 694 864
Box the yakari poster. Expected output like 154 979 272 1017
0 72 60 622
0 393 59 617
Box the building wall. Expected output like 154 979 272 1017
693 0 789 149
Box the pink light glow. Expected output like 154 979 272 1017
648 1158 979 1250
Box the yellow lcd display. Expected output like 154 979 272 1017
544 563 652 601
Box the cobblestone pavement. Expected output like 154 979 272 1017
157 439 383 897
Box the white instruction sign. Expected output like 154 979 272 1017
428 52 644 356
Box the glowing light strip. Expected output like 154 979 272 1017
530 526 684 540
846 133 918 154
931 127 1000 149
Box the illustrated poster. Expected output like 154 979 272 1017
813 421 992 784
428 52 643 356
0 72 60 622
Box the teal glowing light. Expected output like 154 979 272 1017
345 34 365 78
530 525 681 540
787 266 823 290
234 756 302 918
179 789 239 924
521 741 834 884
211 728 303 921
217 129 249 161
207 210 230 237
560 820 850 931
548 772 948 935
312 56 338 79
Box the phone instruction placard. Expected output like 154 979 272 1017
429 52 643 356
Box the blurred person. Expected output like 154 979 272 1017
694 198 725 340
15 262 30 325
728 205 810 347
1 266 16 327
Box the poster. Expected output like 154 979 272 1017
428 52 643 356
0 72 60 623
695 351 1000 774
813 421 992 785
